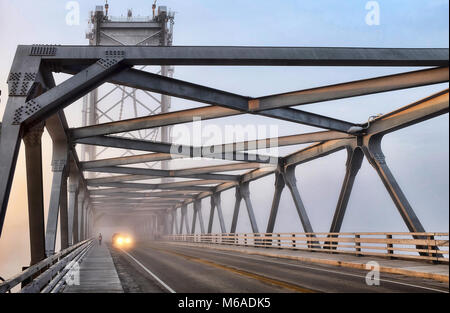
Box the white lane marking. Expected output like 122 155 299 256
172 244 449 293
120 248 176 293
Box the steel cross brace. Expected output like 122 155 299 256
208 193 226 234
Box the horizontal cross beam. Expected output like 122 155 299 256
40 45 449 66
83 166 240 181
75 135 275 164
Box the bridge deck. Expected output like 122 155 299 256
63 242 123 293
165 241 449 283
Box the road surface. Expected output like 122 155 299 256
108 241 449 293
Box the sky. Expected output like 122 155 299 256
0 0 448 279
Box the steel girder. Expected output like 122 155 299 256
75 135 274 163
36 45 449 66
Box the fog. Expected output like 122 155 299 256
0 0 448 280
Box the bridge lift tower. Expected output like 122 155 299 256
82 3 175 170
82 3 174 238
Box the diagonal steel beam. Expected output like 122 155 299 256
107 68 357 132
249 67 449 111
16 58 128 127
366 89 449 135
71 106 238 139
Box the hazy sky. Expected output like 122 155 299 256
0 0 448 279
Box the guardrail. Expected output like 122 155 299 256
166 232 449 263
0 239 94 293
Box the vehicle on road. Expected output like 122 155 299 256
112 233 133 248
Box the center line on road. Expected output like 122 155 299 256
120 248 176 293
172 244 449 293
148 245 317 293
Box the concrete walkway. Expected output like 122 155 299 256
165 241 449 283
63 242 123 293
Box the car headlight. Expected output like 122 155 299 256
116 237 124 245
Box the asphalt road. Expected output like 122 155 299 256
108 241 449 293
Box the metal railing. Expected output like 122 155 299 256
166 232 449 263
0 239 93 293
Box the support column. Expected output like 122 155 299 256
195 199 205 234
23 124 46 264
230 187 242 233
191 204 197 234
283 166 315 233
329 147 364 233
266 171 285 233
181 204 190 234
179 205 185 234
0 53 41 236
207 196 215 234
174 209 180 235
362 135 425 233
45 141 68 256
77 190 85 241
72 196 79 244
214 193 226 233
164 213 170 235
67 171 79 246
59 169 69 249
240 182 259 233
79 200 87 241
170 210 175 235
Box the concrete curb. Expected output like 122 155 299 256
166 241 449 283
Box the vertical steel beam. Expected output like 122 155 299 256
239 182 259 233
59 168 69 249
329 147 364 233
174 209 180 235
179 205 185 234
283 166 315 233
181 204 190 234
80 200 87 241
194 199 205 234
213 193 226 233
67 171 79 245
72 194 79 244
266 171 285 233
0 51 40 237
191 203 197 234
230 187 242 233
207 196 215 234
362 135 425 233
23 124 46 264
170 210 175 234
45 141 68 256
164 213 170 235
77 190 85 242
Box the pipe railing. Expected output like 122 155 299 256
166 232 449 263
0 239 93 293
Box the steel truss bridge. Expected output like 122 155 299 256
0 44 448 293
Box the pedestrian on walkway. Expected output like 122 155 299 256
98 233 103 245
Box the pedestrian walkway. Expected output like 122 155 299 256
165 241 449 283
63 242 123 293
